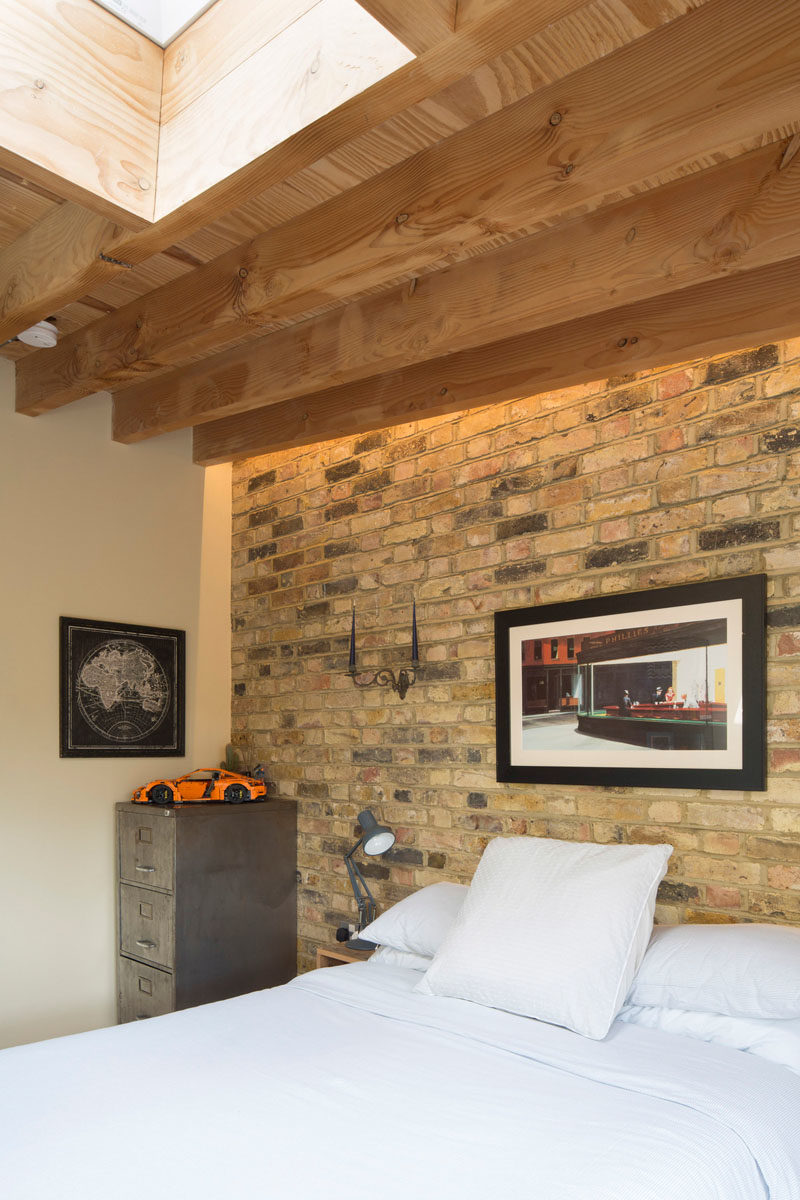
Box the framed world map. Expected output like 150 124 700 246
60 617 185 757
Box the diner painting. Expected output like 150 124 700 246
495 576 765 791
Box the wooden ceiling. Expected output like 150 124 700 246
2 0 799 465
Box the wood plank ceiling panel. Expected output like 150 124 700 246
0 175 60 250
80 254 196 310
0 0 161 224
160 0 324 125
155 0 414 218
354 0 457 53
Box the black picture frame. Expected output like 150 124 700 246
60 617 185 758
495 575 765 791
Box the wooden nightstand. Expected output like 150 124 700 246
316 945 374 969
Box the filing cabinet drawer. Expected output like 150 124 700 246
118 957 174 1023
118 809 174 891
120 883 174 969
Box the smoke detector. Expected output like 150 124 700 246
18 318 58 348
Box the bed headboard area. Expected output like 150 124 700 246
230 340 800 968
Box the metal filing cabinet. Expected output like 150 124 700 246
116 799 296 1022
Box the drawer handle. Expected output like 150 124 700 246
135 939 157 949
135 865 156 873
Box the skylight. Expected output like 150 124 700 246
92 0 218 46
13 0 414 225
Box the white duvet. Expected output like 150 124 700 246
2 963 800 1199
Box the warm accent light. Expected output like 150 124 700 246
347 601 420 700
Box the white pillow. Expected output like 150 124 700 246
368 946 432 970
618 1004 800 1077
357 882 467 958
627 923 800 1019
417 836 672 1040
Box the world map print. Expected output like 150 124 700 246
77 639 170 743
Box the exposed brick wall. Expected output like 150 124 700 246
231 340 800 970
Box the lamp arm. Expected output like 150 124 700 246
344 840 377 929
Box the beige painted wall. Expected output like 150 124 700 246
0 361 231 1048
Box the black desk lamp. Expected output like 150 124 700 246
341 809 395 950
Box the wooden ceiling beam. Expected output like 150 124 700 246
2 0 578 352
192 254 800 464
354 1 457 53
0 205 126 345
0 0 161 226
17 0 800 417
112 140 800 442
455 0 520 25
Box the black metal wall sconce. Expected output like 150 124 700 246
347 601 420 700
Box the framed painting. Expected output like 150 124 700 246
495 575 765 791
60 616 185 758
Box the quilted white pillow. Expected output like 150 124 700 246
417 836 672 1040
627 923 800 1018
357 882 467 958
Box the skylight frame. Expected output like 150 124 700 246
91 0 219 46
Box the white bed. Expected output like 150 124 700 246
3 961 799 1199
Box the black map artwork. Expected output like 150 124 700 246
60 617 185 757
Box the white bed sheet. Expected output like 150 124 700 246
2 963 799 1199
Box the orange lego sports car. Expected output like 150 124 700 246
132 767 268 806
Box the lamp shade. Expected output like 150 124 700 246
358 808 395 855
